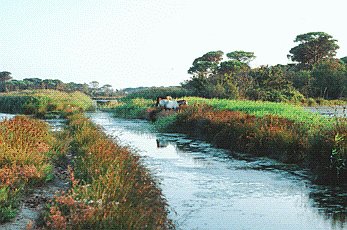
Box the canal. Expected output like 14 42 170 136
87 111 347 230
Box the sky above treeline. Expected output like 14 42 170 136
1 0 346 90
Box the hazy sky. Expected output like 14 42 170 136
1 0 346 90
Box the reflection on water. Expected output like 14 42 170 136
86 112 347 230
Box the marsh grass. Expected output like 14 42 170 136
0 115 56 223
0 90 94 117
107 98 156 119
42 113 173 229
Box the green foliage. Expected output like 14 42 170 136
330 133 346 178
112 104 148 119
184 97 323 123
154 115 178 132
251 65 291 90
122 86 193 100
312 58 347 99
204 75 240 99
226 51 256 64
217 61 250 75
284 68 314 97
341 56 347 65
188 51 224 77
288 32 339 66
247 65 305 102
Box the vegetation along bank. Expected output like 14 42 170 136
105 95 347 186
0 90 95 118
0 91 173 229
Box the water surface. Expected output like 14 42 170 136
87 112 347 230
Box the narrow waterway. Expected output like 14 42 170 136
86 111 347 230
2 111 347 229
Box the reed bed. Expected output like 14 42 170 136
0 90 94 117
41 113 173 229
185 97 327 124
0 115 56 223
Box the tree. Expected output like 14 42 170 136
188 51 224 77
217 60 250 75
100 84 114 97
288 32 339 67
89 81 100 96
312 58 347 99
226 51 256 64
247 66 304 102
341 56 347 65
23 78 44 89
0 71 12 92
251 66 291 90
0 71 12 82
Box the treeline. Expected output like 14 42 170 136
0 73 121 98
182 32 347 103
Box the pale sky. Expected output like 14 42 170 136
1 0 346 90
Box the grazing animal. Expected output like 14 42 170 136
158 99 179 110
156 97 186 110
164 100 179 110
156 96 170 107
177 100 187 106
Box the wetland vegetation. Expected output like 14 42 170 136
0 90 173 229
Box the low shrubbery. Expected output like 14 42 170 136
0 116 56 223
40 113 173 229
122 86 193 100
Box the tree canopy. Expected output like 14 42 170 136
287 32 339 66
217 60 250 75
226 51 256 64
341 56 347 65
312 58 347 99
188 51 224 77
0 71 12 82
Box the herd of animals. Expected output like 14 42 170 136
155 96 187 110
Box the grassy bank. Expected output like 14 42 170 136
109 97 347 185
39 113 173 229
0 93 173 228
102 98 155 119
0 116 56 223
0 90 95 118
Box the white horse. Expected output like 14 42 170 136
158 99 179 110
